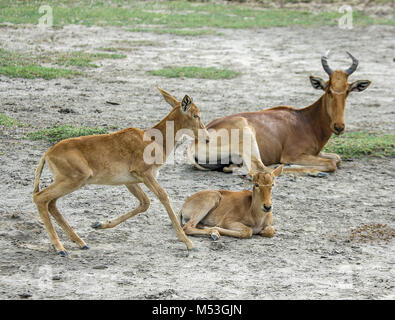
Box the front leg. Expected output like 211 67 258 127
281 154 337 175
259 226 275 238
212 222 253 239
92 183 150 229
319 152 342 165
142 171 194 250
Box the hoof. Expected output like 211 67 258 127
308 172 328 178
81 245 90 250
91 222 102 229
210 233 219 241
187 246 198 252
58 251 68 257
316 172 329 178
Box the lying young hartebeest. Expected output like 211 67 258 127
178 165 283 240
33 87 209 256
188 52 371 176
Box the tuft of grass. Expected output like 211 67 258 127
96 47 119 52
27 125 108 143
97 46 137 53
149 66 240 80
111 39 162 47
128 27 220 36
0 113 22 127
0 48 79 79
324 131 395 159
0 64 79 79
51 51 127 68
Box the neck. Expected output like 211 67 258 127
300 94 333 150
149 107 183 161
249 191 263 218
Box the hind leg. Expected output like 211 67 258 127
34 197 65 255
48 199 88 249
180 191 222 240
33 178 87 256
217 118 266 175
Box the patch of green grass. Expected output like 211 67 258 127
97 46 137 53
324 131 395 159
27 125 109 143
149 66 240 80
112 39 161 47
0 48 79 79
0 64 79 79
0 113 22 127
128 27 219 36
51 51 126 68
0 1 392 29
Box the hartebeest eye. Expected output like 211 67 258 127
254 183 259 188
193 114 199 119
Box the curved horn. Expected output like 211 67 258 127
344 51 358 76
321 50 333 76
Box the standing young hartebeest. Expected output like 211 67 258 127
33 87 209 256
188 52 371 176
178 165 283 240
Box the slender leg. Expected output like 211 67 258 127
33 178 86 255
92 184 150 229
48 199 88 249
142 173 194 250
35 199 65 254
183 222 220 240
211 222 253 239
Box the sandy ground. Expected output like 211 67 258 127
0 22 394 299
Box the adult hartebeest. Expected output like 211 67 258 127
188 52 371 175
178 165 283 240
33 87 209 256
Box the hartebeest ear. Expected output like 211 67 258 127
157 86 179 108
349 80 371 93
181 95 193 112
271 164 283 177
309 76 327 91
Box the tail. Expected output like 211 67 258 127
33 155 46 194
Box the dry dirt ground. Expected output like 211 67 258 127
0 23 394 299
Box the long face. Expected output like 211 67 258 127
252 165 283 213
310 52 371 135
325 71 349 135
